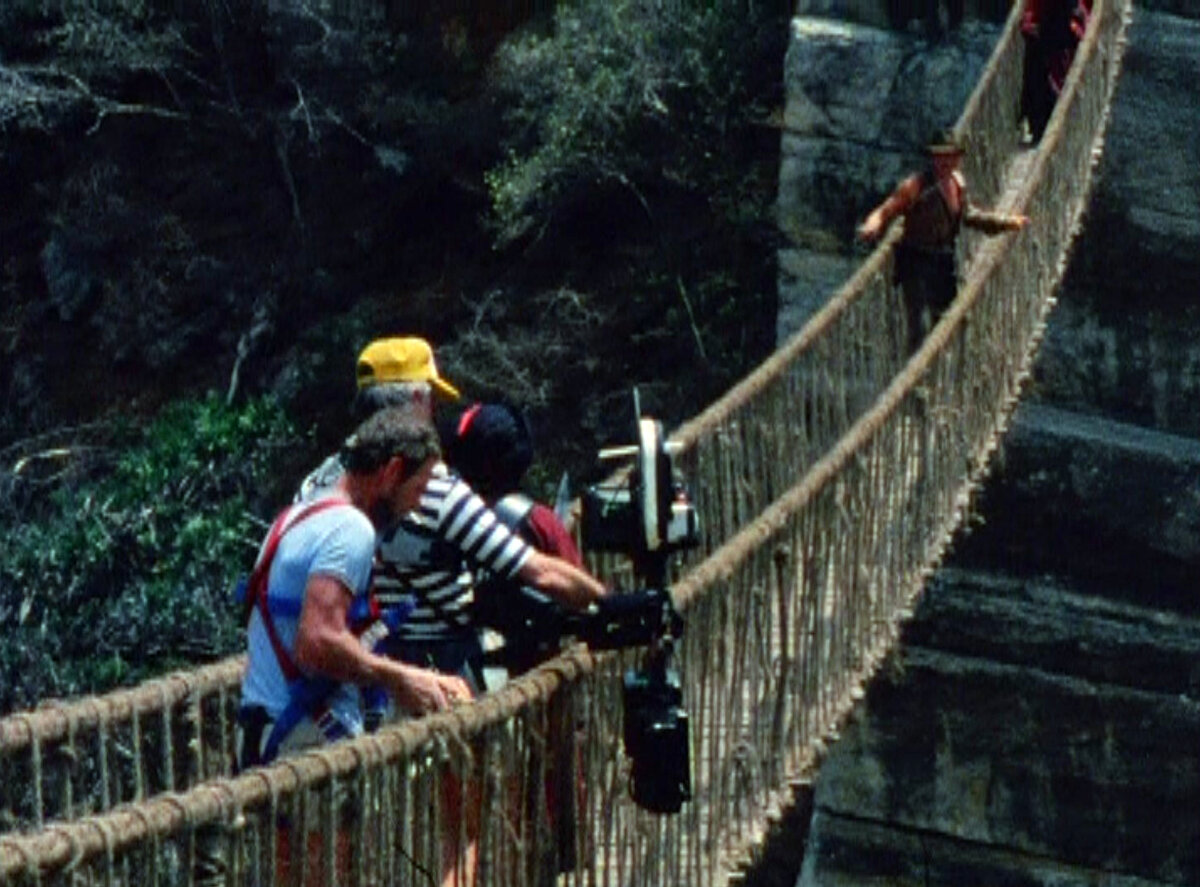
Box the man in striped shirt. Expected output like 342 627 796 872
372 459 605 692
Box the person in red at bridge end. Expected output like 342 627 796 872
1020 0 1092 143
857 130 1030 354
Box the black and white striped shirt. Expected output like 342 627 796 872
373 464 532 640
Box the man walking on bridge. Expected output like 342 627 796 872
857 130 1029 354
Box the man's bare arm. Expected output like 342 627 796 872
963 204 1030 234
294 575 470 713
516 551 607 611
857 175 922 241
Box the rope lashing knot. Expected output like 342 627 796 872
206 780 246 831
47 825 85 873
0 835 39 879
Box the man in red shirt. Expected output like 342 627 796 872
448 401 583 569
1020 0 1092 142
445 399 587 876
446 400 586 651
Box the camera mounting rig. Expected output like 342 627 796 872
471 391 697 812
579 390 698 814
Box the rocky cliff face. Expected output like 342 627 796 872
773 1 1200 884
798 407 1200 886
803 568 1200 883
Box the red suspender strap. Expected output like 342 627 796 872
248 497 349 682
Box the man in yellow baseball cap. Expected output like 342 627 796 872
296 334 605 692
298 336 459 500
294 333 607 887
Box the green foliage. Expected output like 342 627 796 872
483 0 787 431
486 0 785 247
0 0 791 713
0 0 186 82
0 395 299 713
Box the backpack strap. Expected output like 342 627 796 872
243 496 412 768
261 595 415 761
493 492 535 533
261 676 344 763
245 497 349 682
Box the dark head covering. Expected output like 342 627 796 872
926 127 965 156
446 402 534 499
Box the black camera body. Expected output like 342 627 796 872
622 658 691 813
473 581 569 671
574 586 682 650
475 581 693 814
476 584 681 671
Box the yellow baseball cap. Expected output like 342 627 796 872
355 337 461 400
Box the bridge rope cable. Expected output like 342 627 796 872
0 0 1131 881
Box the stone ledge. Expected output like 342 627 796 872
958 402 1200 593
806 641 1200 884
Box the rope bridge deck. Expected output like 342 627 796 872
0 0 1130 881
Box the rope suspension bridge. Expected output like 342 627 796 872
0 0 1131 882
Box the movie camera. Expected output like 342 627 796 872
473 393 698 812
580 410 699 570
578 395 698 814
477 398 697 658
477 582 690 814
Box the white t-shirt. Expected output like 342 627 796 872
240 497 375 738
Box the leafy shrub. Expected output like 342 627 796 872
486 0 787 248
0 395 300 713
482 0 787 430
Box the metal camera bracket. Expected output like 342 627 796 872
581 391 699 588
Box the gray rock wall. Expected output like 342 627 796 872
962 404 1200 589
794 407 1200 885
800 567 1200 886
1035 8 1200 437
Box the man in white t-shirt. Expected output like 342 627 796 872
238 407 471 768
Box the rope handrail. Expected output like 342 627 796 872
0 661 246 756
682 0 1123 610
0 655 593 872
0 0 1131 879
671 231 900 453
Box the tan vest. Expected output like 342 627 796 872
902 170 965 251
